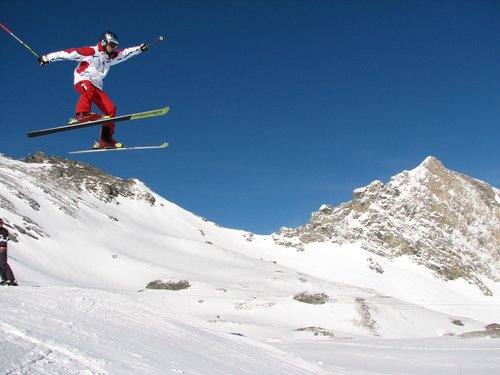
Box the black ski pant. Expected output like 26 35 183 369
0 251 15 282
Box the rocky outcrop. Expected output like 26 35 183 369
0 152 158 241
275 157 500 295
23 152 156 205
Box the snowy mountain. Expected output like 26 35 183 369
275 156 500 296
0 152 499 374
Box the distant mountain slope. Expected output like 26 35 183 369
1 151 499 340
275 156 500 295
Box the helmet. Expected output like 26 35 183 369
100 31 119 49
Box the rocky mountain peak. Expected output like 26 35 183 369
20 152 157 205
0 153 157 239
420 155 445 170
275 156 500 296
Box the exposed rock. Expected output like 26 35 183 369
293 292 329 305
295 327 335 337
275 157 500 295
354 297 378 335
460 323 500 338
0 152 159 243
23 152 156 205
146 279 191 290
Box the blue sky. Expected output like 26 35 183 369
2 0 499 234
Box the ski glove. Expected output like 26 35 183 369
140 43 149 52
38 55 49 66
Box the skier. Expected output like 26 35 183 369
0 218 17 286
37 31 149 148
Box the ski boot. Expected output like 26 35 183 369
93 139 123 149
0 280 18 286
69 112 103 125
94 124 122 149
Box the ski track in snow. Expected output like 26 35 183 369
0 285 324 375
1 284 500 375
0 321 107 375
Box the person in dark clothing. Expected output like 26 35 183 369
0 218 17 286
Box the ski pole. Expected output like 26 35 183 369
0 21 40 58
148 35 164 47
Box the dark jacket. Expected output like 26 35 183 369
0 227 9 250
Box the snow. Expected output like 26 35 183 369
1 154 500 374
1 286 499 374
2 284 499 375
1 286 326 374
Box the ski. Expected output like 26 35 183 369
68 142 169 154
27 107 169 138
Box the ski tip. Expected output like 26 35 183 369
129 106 169 120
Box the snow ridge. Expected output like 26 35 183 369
275 156 500 296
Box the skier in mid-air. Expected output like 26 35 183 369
37 31 149 149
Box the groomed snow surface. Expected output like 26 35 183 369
1 284 499 375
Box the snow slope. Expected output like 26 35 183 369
2 285 499 375
0 153 499 374
0 286 322 374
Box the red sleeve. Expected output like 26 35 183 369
65 46 95 56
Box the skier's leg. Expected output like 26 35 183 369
0 252 14 282
74 81 101 122
94 89 118 145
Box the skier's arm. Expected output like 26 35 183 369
38 47 95 65
110 45 147 65
0 229 9 247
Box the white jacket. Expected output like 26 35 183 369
46 43 142 90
